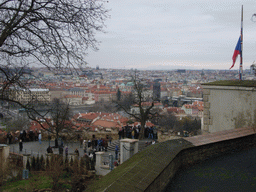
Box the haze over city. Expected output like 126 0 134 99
86 0 256 71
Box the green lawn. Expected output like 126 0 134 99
0 173 71 192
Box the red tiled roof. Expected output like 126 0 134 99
166 107 185 114
133 102 162 107
132 122 155 127
64 95 82 98
78 112 98 121
92 119 121 128
192 101 204 111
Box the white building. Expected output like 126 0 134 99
13 88 51 104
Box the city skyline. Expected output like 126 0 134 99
86 0 256 71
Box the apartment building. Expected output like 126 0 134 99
13 88 51 104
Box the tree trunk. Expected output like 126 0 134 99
139 120 146 140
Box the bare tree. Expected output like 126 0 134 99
116 91 134 111
45 155 65 190
90 101 117 113
0 0 108 109
152 112 177 132
116 72 157 139
5 117 30 131
27 98 72 146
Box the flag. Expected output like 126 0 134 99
230 36 241 69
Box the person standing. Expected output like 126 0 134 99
109 136 112 145
115 145 119 160
88 139 92 149
59 145 63 155
38 131 42 144
7 132 10 144
65 146 68 158
131 129 135 139
83 140 87 153
98 138 102 151
118 129 122 140
75 148 79 156
74 148 79 160
19 139 23 152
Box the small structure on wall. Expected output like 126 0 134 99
0 144 10 167
120 139 139 164
202 80 256 134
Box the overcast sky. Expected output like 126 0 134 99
86 0 256 70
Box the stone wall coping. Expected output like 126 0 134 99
184 127 255 146
202 85 256 91
100 165 110 170
95 151 105 155
120 139 139 143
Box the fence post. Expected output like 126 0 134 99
95 152 104 175
109 154 114 170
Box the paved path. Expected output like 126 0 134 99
9 140 85 158
8 138 154 158
164 147 256 192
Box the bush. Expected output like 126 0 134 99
46 156 50 169
26 159 31 171
79 158 85 175
40 155 45 171
36 156 40 171
70 156 73 167
31 156 36 171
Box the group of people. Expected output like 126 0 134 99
144 126 158 140
5 129 42 146
118 125 158 140
118 125 141 139
81 136 110 154
20 130 41 142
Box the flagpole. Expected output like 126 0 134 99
240 5 243 80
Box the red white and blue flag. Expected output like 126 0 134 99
230 36 241 69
